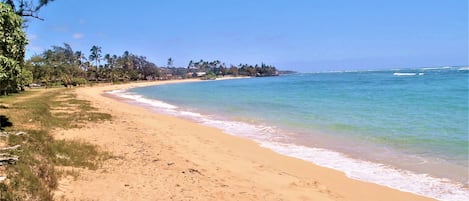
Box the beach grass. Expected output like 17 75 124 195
0 89 111 200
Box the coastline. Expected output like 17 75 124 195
54 79 435 201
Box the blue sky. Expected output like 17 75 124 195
24 0 468 72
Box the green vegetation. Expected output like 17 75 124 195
186 59 278 78
24 44 280 87
26 44 163 86
0 89 111 200
0 3 29 95
237 63 278 77
201 72 217 80
1 0 54 20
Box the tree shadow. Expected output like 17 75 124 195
0 115 13 130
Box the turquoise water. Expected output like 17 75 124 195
118 67 468 200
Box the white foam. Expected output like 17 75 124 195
421 67 448 71
197 118 279 141
260 142 469 201
393 72 417 76
179 111 203 117
106 90 178 110
457 67 469 71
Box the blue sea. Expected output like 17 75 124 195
110 66 469 201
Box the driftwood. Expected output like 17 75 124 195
0 131 27 137
0 131 23 166
0 145 20 151
0 154 19 166
16 131 27 136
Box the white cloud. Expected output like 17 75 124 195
72 33 84 39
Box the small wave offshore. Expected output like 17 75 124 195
107 89 469 201
393 72 425 76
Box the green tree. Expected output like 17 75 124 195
25 55 48 84
187 60 193 69
74 50 86 70
25 44 162 85
17 65 33 87
121 50 131 70
230 65 238 76
167 57 173 67
89 45 102 68
2 0 54 20
0 3 28 94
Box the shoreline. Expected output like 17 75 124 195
55 79 435 200
98 76 252 92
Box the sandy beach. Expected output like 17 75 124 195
53 79 435 201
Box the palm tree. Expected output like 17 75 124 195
74 51 86 70
103 54 114 82
122 50 131 70
89 46 102 81
89 45 102 68
187 60 193 69
104 54 111 67
167 57 173 68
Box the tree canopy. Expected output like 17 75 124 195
2 0 54 19
0 2 29 94
25 43 165 86
23 42 279 87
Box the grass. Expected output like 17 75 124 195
0 90 36 104
51 140 111 170
0 88 112 200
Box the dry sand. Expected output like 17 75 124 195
53 79 435 201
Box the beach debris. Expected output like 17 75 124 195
0 176 6 181
56 154 70 160
0 131 27 137
188 168 202 175
0 154 19 166
16 131 27 136
167 162 174 166
0 145 21 151
182 168 203 175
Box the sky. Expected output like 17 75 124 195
24 0 468 72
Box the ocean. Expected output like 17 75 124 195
110 66 469 201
